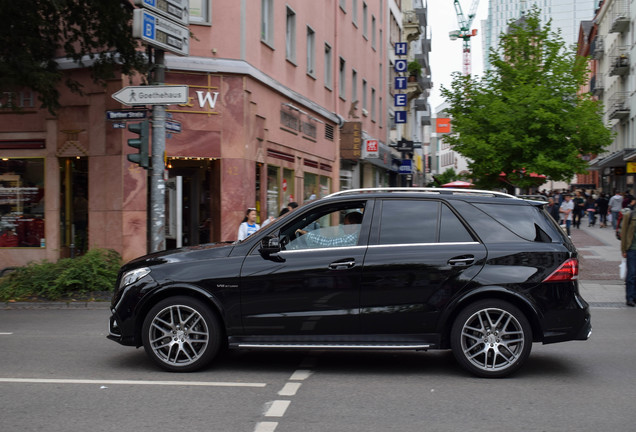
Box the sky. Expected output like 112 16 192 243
427 0 490 111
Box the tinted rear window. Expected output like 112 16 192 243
452 201 561 243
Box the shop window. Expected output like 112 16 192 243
283 168 295 206
0 158 45 248
304 172 318 201
320 175 331 198
267 165 281 218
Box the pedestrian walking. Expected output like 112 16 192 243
595 192 609 228
547 196 560 223
559 193 574 236
620 206 636 307
572 191 585 229
237 208 260 241
585 195 597 227
609 191 624 230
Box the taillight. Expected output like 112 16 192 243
543 258 579 282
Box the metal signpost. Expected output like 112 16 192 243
114 1 190 253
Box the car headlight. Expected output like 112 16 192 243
119 267 151 288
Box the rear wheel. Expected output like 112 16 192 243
142 296 221 372
451 299 532 378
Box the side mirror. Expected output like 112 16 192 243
259 235 281 255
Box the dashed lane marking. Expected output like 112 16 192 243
264 400 291 417
278 382 302 396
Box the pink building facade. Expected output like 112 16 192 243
0 0 390 266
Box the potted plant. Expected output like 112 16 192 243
407 61 422 81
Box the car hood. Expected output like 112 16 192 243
124 241 236 270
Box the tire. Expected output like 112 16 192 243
142 296 221 372
450 299 532 378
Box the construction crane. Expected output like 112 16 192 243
449 0 480 75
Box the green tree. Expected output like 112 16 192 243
441 6 612 192
0 0 147 113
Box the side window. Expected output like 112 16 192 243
472 202 556 242
440 204 474 242
280 202 366 250
378 200 438 244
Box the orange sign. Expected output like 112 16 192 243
436 118 451 134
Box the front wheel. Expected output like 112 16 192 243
142 296 221 372
450 299 532 378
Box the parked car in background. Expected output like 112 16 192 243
107 188 591 378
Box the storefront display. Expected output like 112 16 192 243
0 158 45 248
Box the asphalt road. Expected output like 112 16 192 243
0 307 635 432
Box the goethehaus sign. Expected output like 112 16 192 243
112 85 189 106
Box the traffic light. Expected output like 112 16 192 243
127 120 149 168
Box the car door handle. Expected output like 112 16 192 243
448 256 475 266
329 259 356 270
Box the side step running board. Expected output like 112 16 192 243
235 343 431 350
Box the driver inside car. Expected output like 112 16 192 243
295 211 363 248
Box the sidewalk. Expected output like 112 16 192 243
568 219 625 308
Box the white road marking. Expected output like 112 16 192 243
0 378 266 387
264 400 291 417
0 332 13 335
278 382 302 396
254 421 278 432
289 369 312 381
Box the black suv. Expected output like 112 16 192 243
107 188 591 377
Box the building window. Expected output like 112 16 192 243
351 69 358 104
371 15 376 49
362 2 368 39
340 0 346 12
362 79 368 113
261 0 274 46
352 0 358 26
379 97 383 128
339 57 346 99
325 43 333 89
189 0 211 25
286 6 297 63
0 158 45 248
307 26 316 76
371 87 376 121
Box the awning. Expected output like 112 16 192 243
588 150 629 170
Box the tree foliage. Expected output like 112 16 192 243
0 0 147 113
441 6 612 191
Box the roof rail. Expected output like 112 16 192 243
325 187 518 199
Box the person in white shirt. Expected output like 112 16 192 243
237 208 260 241
559 194 574 236
609 191 624 230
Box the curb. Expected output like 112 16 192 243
1 301 111 310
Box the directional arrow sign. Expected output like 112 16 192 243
112 85 189 106
132 8 189 56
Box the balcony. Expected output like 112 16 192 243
608 92 629 120
591 73 604 97
609 48 630 76
591 36 604 60
403 10 422 43
609 1 630 33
